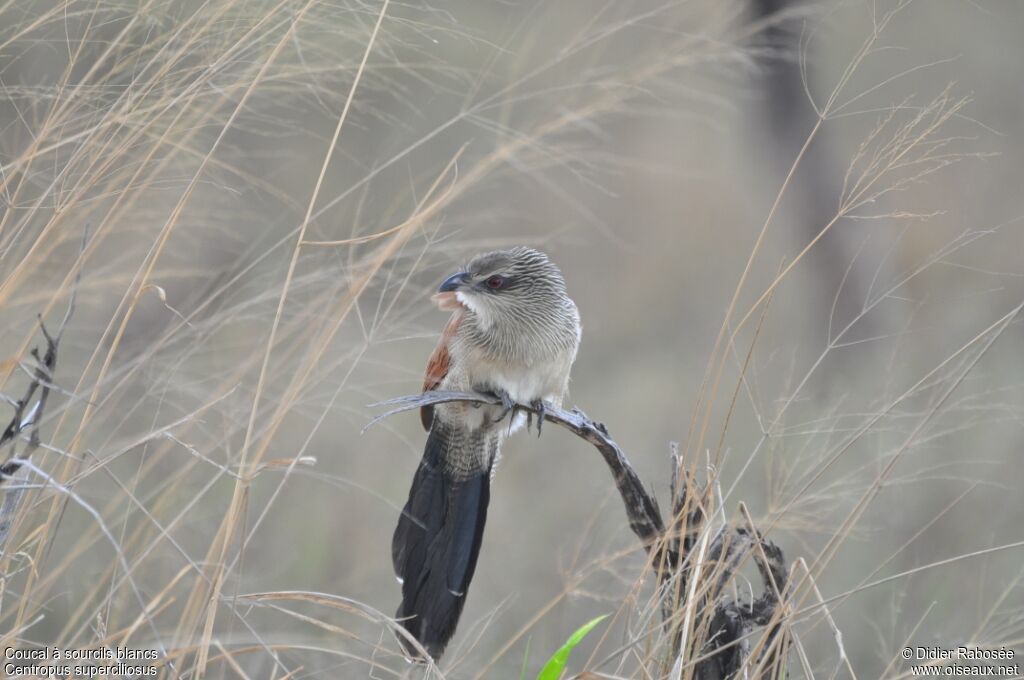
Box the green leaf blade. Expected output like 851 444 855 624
536 614 608 680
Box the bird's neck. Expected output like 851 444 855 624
464 298 577 364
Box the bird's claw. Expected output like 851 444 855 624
489 389 517 424
479 390 549 437
530 399 547 437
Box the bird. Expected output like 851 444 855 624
391 246 581 661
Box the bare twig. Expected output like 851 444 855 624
0 319 60 552
369 390 790 680
367 391 667 556
0 225 86 552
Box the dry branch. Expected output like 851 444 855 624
369 390 667 555
369 390 790 679
0 228 83 552
0 319 61 551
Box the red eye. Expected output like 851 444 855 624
485 275 504 290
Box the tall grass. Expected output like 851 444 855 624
0 0 1020 678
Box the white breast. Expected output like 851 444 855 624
471 361 560 435
486 359 566 405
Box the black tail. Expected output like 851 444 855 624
391 425 491 660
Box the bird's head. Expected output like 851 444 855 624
431 247 568 328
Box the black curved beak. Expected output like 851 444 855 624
438 271 470 293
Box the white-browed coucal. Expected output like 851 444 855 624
391 246 581 660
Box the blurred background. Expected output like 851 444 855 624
0 0 1022 677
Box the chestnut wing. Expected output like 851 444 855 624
421 311 462 431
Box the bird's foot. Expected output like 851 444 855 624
486 388 517 424
529 399 548 437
